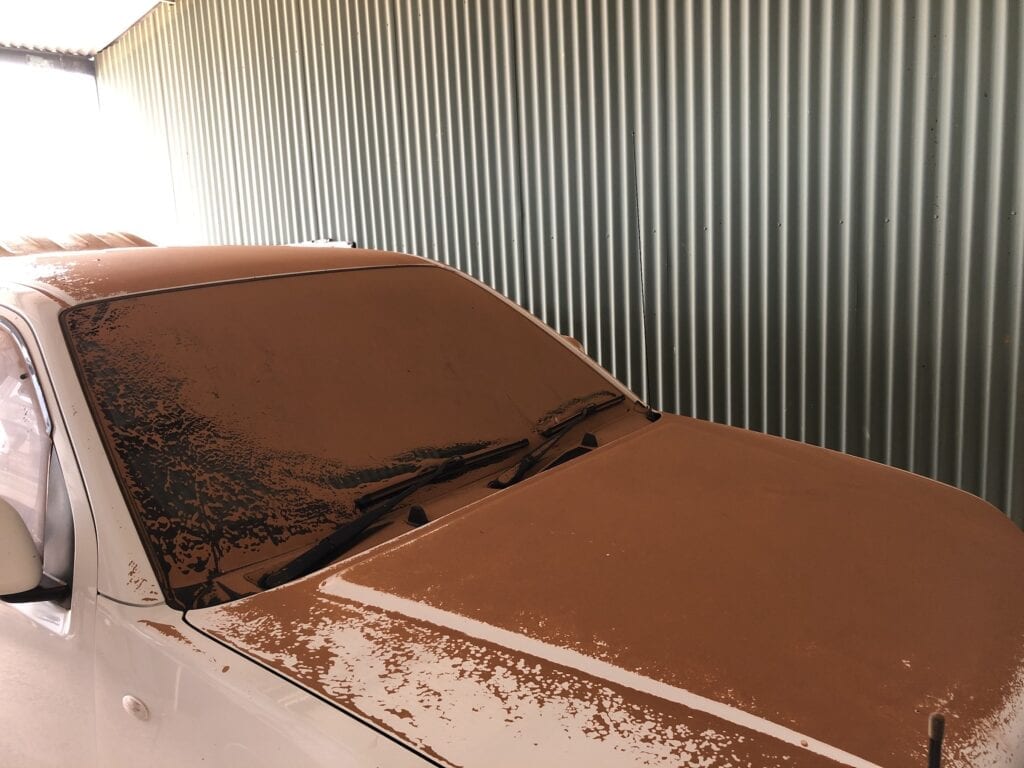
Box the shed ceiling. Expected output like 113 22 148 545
0 0 158 57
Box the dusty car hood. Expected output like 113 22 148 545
189 416 1024 768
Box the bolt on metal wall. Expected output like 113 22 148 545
97 0 1024 526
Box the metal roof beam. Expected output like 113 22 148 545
0 45 95 75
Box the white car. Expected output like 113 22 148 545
1 246 1022 768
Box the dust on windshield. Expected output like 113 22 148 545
62 264 622 609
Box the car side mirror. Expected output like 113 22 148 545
0 497 71 604
562 335 585 353
0 498 42 598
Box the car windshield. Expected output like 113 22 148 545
61 264 622 609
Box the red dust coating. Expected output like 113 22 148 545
196 586 843 768
0 245 426 304
60 263 629 608
338 416 1024 768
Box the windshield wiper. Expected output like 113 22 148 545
489 393 625 489
260 438 529 589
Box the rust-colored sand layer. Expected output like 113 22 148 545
339 416 1024 767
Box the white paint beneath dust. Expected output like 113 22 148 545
200 595 815 767
951 667 1024 768
321 578 883 768
199 569 1021 768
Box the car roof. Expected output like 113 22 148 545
0 245 431 306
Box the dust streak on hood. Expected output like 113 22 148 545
190 416 1024 768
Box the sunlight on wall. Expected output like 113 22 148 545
0 60 118 239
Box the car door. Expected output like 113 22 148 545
0 314 98 768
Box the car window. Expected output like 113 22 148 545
42 448 74 587
0 326 50 554
62 265 624 609
0 322 74 602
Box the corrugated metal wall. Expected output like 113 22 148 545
97 0 1024 526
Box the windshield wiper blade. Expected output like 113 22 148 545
260 437 529 589
489 393 625 489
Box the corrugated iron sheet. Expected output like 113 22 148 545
96 0 1024 526
0 47 95 75
0 232 154 257
0 0 159 57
